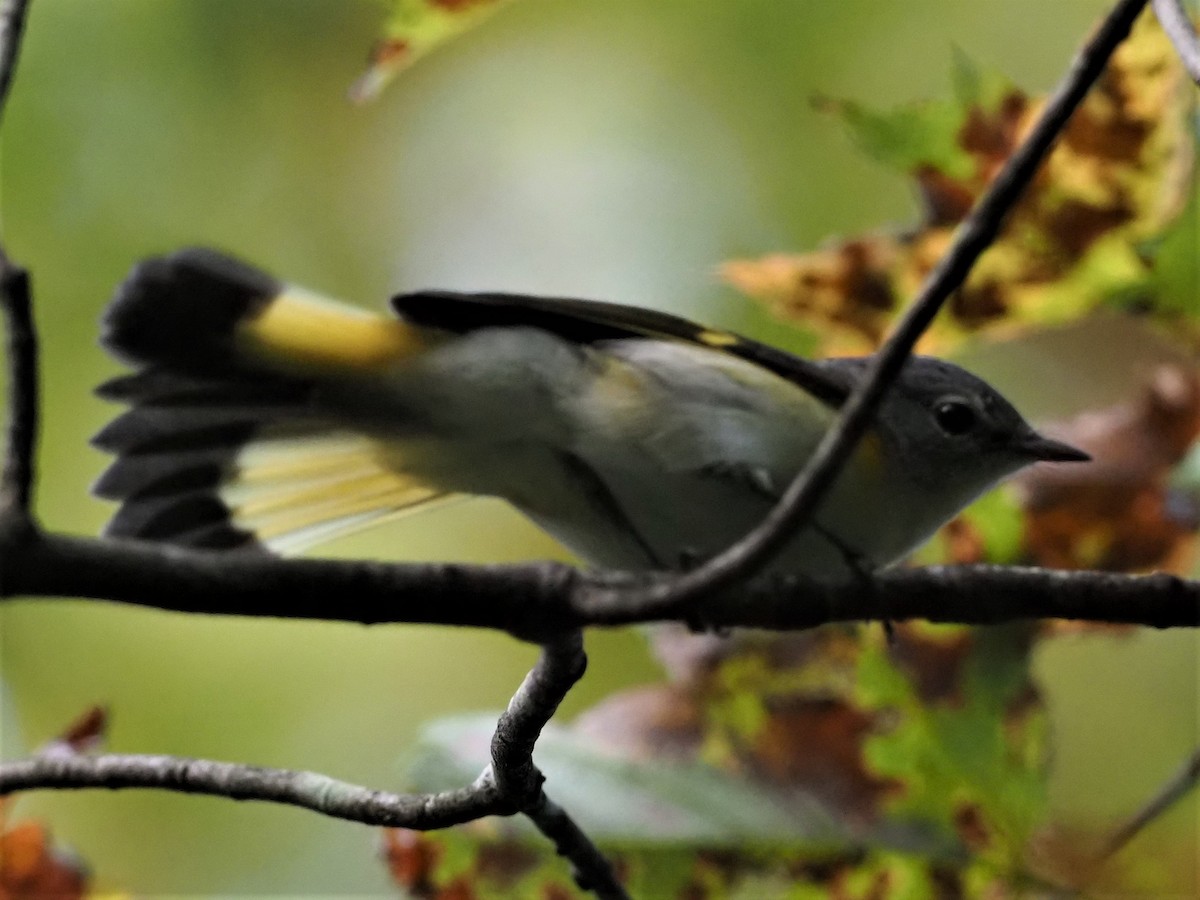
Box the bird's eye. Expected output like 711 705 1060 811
934 399 978 436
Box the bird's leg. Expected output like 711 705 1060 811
812 522 894 645
675 547 730 637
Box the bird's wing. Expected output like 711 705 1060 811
392 289 853 408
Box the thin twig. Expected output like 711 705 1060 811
527 795 629 900
601 0 1152 614
0 752 505 829
0 0 31 130
1101 745 1200 859
1154 0 1200 85
0 0 35 520
0 258 35 519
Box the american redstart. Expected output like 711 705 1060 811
92 248 1089 576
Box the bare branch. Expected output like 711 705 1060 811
0 258 35 520
490 633 631 899
491 633 587 800
1 637 629 898
527 795 630 900
605 0 1153 611
0 0 36 526
4 531 1196 633
1101 745 1200 859
1154 0 1200 85
0 752 505 830
0 0 31 129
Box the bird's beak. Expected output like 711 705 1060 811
1017 431 1091 463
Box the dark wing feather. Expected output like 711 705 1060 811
391 290 854 407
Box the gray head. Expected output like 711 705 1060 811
820 355 1089 498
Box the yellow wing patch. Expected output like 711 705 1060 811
697 329 741 348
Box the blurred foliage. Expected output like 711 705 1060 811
350 0 513 103
0 709 112 900
2 0 1198 897
723 14 1196 357
0 814 89 900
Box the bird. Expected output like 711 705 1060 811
92 248 1089 579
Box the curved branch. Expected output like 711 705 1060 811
491 633 630 900
1153 0 1200 85
1101 745 1200 860
0 259 34 519
606 0 1152 610
0 0 35 521
1 636 629 899
0 753 503 829
0 0 31 129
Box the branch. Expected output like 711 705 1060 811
1101 744 1200 859
0 0 30 129
0 6 34 611
0 753 503 830
0 255 34 520
1154 0 1200 85
491 633 630 899
599 0 1152 612
0 637 630 899
4 532 1196 633
0 0 34 524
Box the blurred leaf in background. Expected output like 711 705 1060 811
723 13 1196 357
350 0 513 103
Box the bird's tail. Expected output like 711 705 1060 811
93 248 449 554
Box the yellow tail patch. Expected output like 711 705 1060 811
218 432 453 554
237 287 430 373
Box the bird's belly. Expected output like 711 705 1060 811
525 463 871 580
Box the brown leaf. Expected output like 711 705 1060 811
474 839 542 888
747 697 898 827
953 803 991 853
1018 364 1200 572
888 626 974 704
0 822 87 900
37 707 108 758
937 517 989 565
721 240 901 356
382 830 443 896
725 12 1195 357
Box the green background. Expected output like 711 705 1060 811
0 0 1195 894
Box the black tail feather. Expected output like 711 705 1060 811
101 248 279 370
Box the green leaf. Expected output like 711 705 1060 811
963 487 1025 564
949 47 1016 113
856 624 1049 872
1142 177 1200 319
821 95 973 179
350 0 512 103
